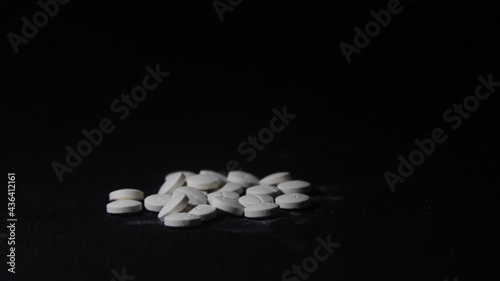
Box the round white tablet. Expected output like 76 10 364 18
109 189 144 201
244 202 280 218
238 194 274 207
106 200 142 214
158 193 189 221
200 170 227 184
163 213 201 227
275 193 310 209
189 204 217 221
165 171 195 181
207 191 239 204
186 174 220 190
158 172 186 194
218 182 244 195
211 196 245 216
227 171 259 187
173 186 208 206
277 180 311 194
259 172 291 185
246 185 281 198
144 194 173 212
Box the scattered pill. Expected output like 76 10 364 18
109 189 144 201
259 172 291 186
165 171 196 181
219 182 244 195
207 191 239 204
186 174 220 190
238 194 274 207
246 185 281 198
277 180 311 194
200 170 227 183
227 171 259 187
189 204 217 221
158 193 189 221
144 194 172 212
275 193 310 209
211 196 245 216
109 170 315 226
244 202 280 218
158 172 185 194
163 213 201 227
107 200 142 214
173 186 208 206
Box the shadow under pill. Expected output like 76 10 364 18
106 211 146 218
206 213 225 223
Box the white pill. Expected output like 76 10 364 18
275 193 310 209
238 194 274 207
218 182 244 194
277 180 311 194
144 194 172 212
165 171 195 181
259 172 292 185
207 191 239 204
200 170 227 184
163 213 201 227
244 202 280 218
211 196 245 216
227 171 259 187
173 186 208 206
106 200 142 214
189 204 217 221
158 172 185 194
109 189 144 201
182 204 195 212
186 174 220 190
158 193 189 221
246 185 281 198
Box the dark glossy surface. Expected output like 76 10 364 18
2 1 499 280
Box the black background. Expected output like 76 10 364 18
1 0 499 280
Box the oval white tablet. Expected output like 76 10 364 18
144 194 172 212
227 171 259 187
246 185 281 198
244 202 280 218
200 170 227 184
207 191 239 204
106 200 142 214
189 204 217 221
211 196 245 216
277 180 311 194
219 182 244 195
173 186 208 206
158 172 186 194
275 193 310 209
109 189 144 201
163 213 201 227
158 193 189 221
186 174 220 190
238 194 274 207
259 172 291 185
165 171 195 181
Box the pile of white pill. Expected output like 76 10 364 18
106 171 312 227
